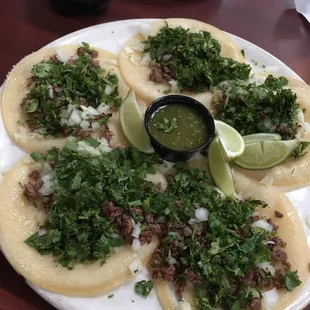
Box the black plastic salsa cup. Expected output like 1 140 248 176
144 95 215 162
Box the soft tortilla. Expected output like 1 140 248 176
154 171 309 310
234 76 310 187
119 18 245 107
0 158 158 296
0 45 132 154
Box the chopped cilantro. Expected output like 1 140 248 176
85 137 101 148
291 141 310 158
135 280 154 297
108 294 114 299
25 99 39 113
284 268 302 291
241 49 245 57
143 24 251 92
215 75 300 139
33 201 39 208
30 152 43 162
157 118 177 133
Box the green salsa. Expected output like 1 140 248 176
149 104 208 150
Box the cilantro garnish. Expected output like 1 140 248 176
135 280 154 297
143 24 251 92
284 268 302 291
291 141 310 158
215 75 300 139
157 118 177 133
22 43 121 136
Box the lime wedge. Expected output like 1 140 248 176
120 89 154 153
243 133 282 144
208 137 236 198
214 120 245 161
235 139 300 169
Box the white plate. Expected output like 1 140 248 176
1 18 310 310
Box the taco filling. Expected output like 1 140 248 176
20 43 121 139
142 24 251 92
213 75 303 140
22 142 301 309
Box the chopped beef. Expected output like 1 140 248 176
28 123 38 132
23 182 38 200
183 226 192 237
67 57 76 65
274 210 284 218
155 182 162 191
184 269 203 284
49 160 55 169
271 236 287 248
92 60 100 68
77 47 86 55
275 124 292 137
250 215 260 222
120 214 134 236
80 98 89 107
102 129 114 144
103 201 123 221
242 269 254 285
244 298 262 310
150 64 163 83
53 84 62 93
145 213 155 224
274 269 285 289
50 54 58 62
176 280 186 300
271 249 288 262
28 170 40 181
152 264 176 281
42 195 52 208
139 228 154 245
91 50 99 58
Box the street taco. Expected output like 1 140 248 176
152 170 309 310
119 18 249 107
0 43 133 154
214 74 310 187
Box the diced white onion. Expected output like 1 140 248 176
263 240 276 245
77 141 101 157
69 109 82 125
81 106 100 118
80 120 90 130
169 79 179 92
251 219 273 232
55 47 68 63
252 211 261 217
181 24 190 30
97 103 110 114
129 258 143 276
169 257 177 265
131 222 141 239
188 218 200 225
98 138 113 153
176 301 192 310
38 227 47 237
31 163 43 172
303 122 310 133
259 175 274 187
195 208 209 222
132 238 141 252
215 187 225 200
104 59 118 66
42 163 52 175
140 53 151 66
139 22 152 39
124 47 134 55
105 85 113 95
262 288 279 310
38 175 54 196
133 42 145 52
297 109 305 124
47 85 53 99
92 122 101 130
256 262 276 276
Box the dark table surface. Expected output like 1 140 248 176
0 0 310 309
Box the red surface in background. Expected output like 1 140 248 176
0 0 310 309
